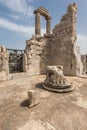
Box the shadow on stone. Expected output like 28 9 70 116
35 82 59 93
21 99 29 107
35 82 45 90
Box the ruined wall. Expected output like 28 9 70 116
50 3 83 76
0 46 9 81
23 35 50 75
24 3 83 76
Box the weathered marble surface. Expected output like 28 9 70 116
0 73 87 130
51 3 83 76
23 36 48 75
43 66 74 92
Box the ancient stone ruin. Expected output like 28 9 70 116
28 90 40 108
51 3 83 75
23 7 52 75
1 3 87 130
0 3 84 81
81 54 87 74
7 49 24 73
34 7 52 35
24 3 83 76
0 46 9 81
43 66 74 92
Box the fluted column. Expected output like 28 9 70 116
46 18 51 34
35 12 41 35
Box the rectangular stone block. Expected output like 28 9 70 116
28 90 40 108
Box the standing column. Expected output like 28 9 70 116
46 18 51 34
35 12 41 35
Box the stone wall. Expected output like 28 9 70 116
50 3 83 75
24 3 83 76
0 46 9 81
23 35 49 75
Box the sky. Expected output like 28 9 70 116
0 0 87 54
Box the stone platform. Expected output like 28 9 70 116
0 73 87 130
43 82 74 93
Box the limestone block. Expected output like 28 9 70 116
28 90 40 108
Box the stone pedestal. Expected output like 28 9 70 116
43 66 74 93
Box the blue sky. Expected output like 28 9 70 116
0 0 87 54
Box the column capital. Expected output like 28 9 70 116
45 16 52 20
34 9 40 14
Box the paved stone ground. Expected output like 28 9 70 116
0 73 87 130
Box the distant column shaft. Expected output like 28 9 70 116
46 18 51 34
35 12 41 35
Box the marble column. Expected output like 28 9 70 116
35 12 41 35
46 18 51 34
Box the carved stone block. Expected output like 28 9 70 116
43 66 74 92
28 90 40 108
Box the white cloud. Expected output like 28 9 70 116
77 35 87 54
0 0 34 19
0 17 34 35
0 17 45 37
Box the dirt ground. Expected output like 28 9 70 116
0 73 87 130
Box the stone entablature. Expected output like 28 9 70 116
34 7 51 18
